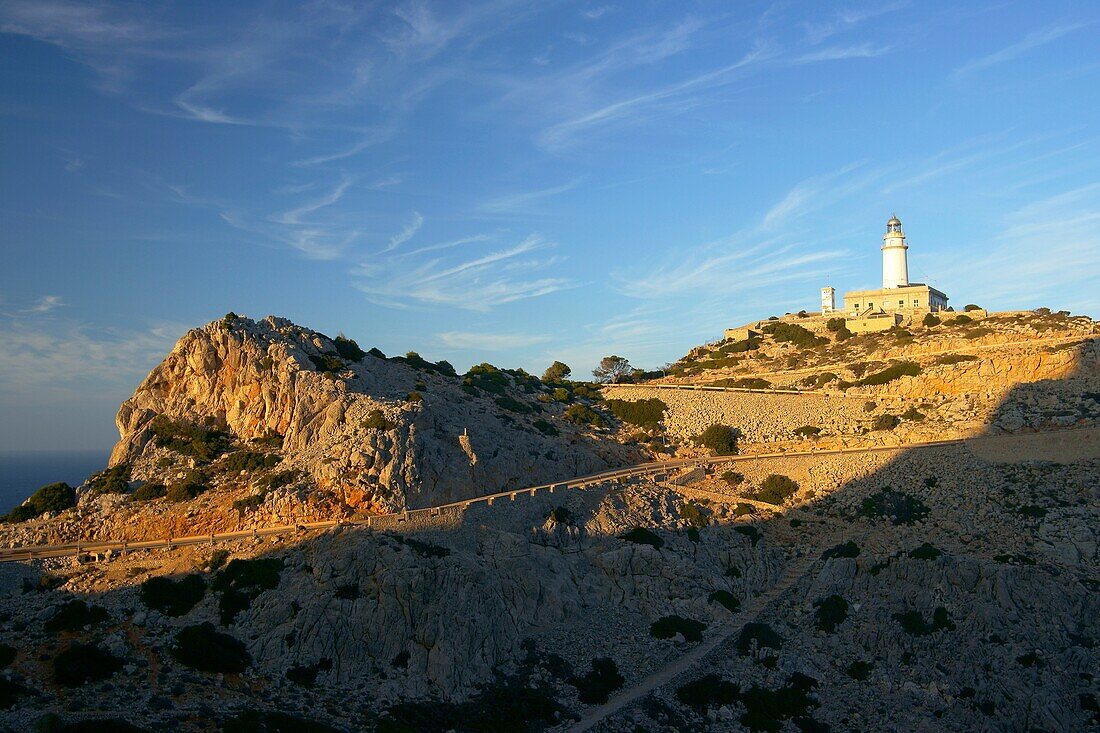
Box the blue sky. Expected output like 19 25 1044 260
1 0 1098 452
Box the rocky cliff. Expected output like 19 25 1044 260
110 314 637 514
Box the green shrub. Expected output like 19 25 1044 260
212 558 284 624
678 502 709 528
734 525 761 546
333 335 366 361
908 543 943 560
4 481 76 522
258 469 305 492
922 313 941 327
950 314 973 325
171 623 250 673
711 377 772 390
860 361 921 386
822 541 860 559
826 317 846 332
762 322 826 348
893 607 955 636
563 404 605 428
87 464 131 494
721 470 744 487
551 387 571 402
901 407 925 421
495 395 533 413
733 503 755 516
738 673 820 732
694 424 738 455
834 326 852 341
620 527 663 549
572 657 624 705
532 419 559 436
605 398 667 427
676 674 740 714
286 658 333 689
650 615 706 642
813 595 848 633
363 409 395 431
166 471 208 502
140 574 206 617
848 660 872 680
206 549 230 571
131 483 166 501
964 304 982 312
709 590 741 613
873 414 900 431
53 643 123 686
44 600 109 633
859 488 929 525
752 474 798 505
793 425 821 437
407 391 423 403
1017 505 1047 518
735 622 783 655
936 353 978 365
149 415 230 460
548 506 571 524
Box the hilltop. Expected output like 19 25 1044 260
0 309 1096 732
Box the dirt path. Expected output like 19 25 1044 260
567 529 854 732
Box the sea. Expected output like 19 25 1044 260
0 450 109 514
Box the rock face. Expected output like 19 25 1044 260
110 315 638 513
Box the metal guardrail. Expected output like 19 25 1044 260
0 436 983 563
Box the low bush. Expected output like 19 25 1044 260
333 334 366 361
166 471 209 503
44 600 109 633
834 325 853 341
87 464 131 494
721 470 744 487
495 395 533 413
620 527 663 549
605 397 667 427
258 469 305 492
901 407 925 421
822 541 860 559
694 424 738 455
679 502 709 528
563 404 606 428
826 317 846 332
793 425 821 437
949 314 973 325
711 377 772 390
140 574 206 617
572 657 624 705
676 674 740 714
964 304 982 312
650 615 706 642
406 391 423 403
848 660 872 680
860 361 921 386
732 503 755 516
752 474 799 505
532 418 559 436
709 590 740 613
286 659 334 690
813 595 848 633
548 506 571 524
4 481 76 522
363 409 395 431
908 543 943 560
221 451 280 472
734 525 761 546
762 322 826 348
149 415 230 460
936 353 978 365
893 607 955 636
206 549 230 571
171 623 250 673
859 488 929 525
212 558 284 624
53 643 122 686
738 673 821 732
131 483 166 501
735 622 783 655
873 414 900 431
922 313 941 327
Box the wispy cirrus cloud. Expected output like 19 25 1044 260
380 211 424 253
478 180 580 216
438 330 551 350
352 233 573 311
23 295 64 314
952 23 1087 78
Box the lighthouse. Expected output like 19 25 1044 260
881 215 909 289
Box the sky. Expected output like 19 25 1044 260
1 0 1098 453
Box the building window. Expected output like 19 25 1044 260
899 299 904 307
868 302 873 308
914 299 919 306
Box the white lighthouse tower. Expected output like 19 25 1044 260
881 214 909 289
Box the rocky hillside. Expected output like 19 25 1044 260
1 314 639 546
